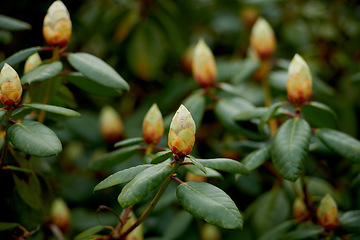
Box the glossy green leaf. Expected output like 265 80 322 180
259 102 286 132
242 144 271 172
118 163 173 207
278 223 324 240
231 58 260 84
89 146 138 171
66 72 122 97
0 46 40 69
21 61 63 84
0 222 20 231
67 52 129 91
176 181 243 229
196 158 249 175
184 165 223 179
151 151 173 164
316 128 360 165
114 137 144 148
163 211 193 239
183 93 205 128
339 210 360 233
272 118 311 181
7 120 62 157
188 156 206 174
234 107 268 121
259 220 296 240
94 164 152 191
0 14 31 31
12 171 42 210
0 109 5 122
74 226 107 240
23 103 80 118
303 101 338 128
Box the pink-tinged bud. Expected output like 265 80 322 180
142 103 164 145
286 54 312 105
43 0 72 47
100 106 123 143
192 39 217 88
293 197 310 222
250 17 276 60
0 63 22 106
168 105 196 156
317 194 338 230
24 53 42 74
50 198 71 232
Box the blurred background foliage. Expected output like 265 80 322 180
1 0 360 239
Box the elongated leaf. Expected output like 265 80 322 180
278 223 324 240
67 53 129 91
231 58 260 84
184 165 223 179
188 156 206 174
234 107 268 121
259 220 296 240
23 103 80 118
21 61 63 84
316 128 360 165
0 47 40 69
259 102 285 131
242 144 271 172
7 120 62 157
89 146 138 171
12 171 42 210
176 181 243 229
114 137 143 148
183 93 205 128
2 165 33 174
75 226 107 240
94 164 152 191
0 222 20 231
339 210 360 233
303 101 338 128
0 109 5 122
272 118 311 181
0 14 31 31
196 158 249 175
151 151 173 164
118 163 173 207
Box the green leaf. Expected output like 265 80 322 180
184 165 224 179
234 107 268 121
188 156 206 174
0 222 20 231
0 109 5 122
74 226 107 240
176 181 243 229
7 120 62 157
118 163 173 207
316 128 360 165
0 47 40 69
339 210 360 233
21 61 63 84
66 72 122 97
114 137 144 148
67 52 129 91
196 158 249 175
272 118 311 181
259 220 296 240
231 58 260 84
94 164 152 191
163 211 193 239
3 165 33 174
151 151 173 164
259 102 285 132
303 101 338 128
12 171 42 210
23 103 80 118
183 93 205 128
0 14 31 31
278 223 324 240
89 146 138 171
242 144 271 172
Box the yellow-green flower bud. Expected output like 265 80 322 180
168 105 196 156
50 198 71 232
286 54 312 105
142 103 164 145
192 39 217 88
293 197 310 222
0 63 22 106
100 105 123 143
317 194 338 230
24 53 42 74
250 17 276 60
43 0 72 47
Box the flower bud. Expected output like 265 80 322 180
100 105 123 143
192 39 217 88
286 54 312 105
168 105 196 156
43 0 72 47
317 194 338 230
142 103 164 145
50 198 70 232
200 223 221 240
24 53 42 74
293 197 310 222
0 63 22 106
240 7 259 30
250 17 276 60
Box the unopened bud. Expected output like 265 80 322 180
192 39 217 88
200 223 221 240
250 17 276 60
286 54 312 105
43 0 72 47
142 103 164 145
0 63 22 106
100 106 123 143
317 194 338 230
168 105 196 156
240 7 259 30
50 198 70 232
293 197 310 222
24 53 42 74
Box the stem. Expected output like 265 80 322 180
145 144 153 156
261 75 278 137
301 174 313 213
